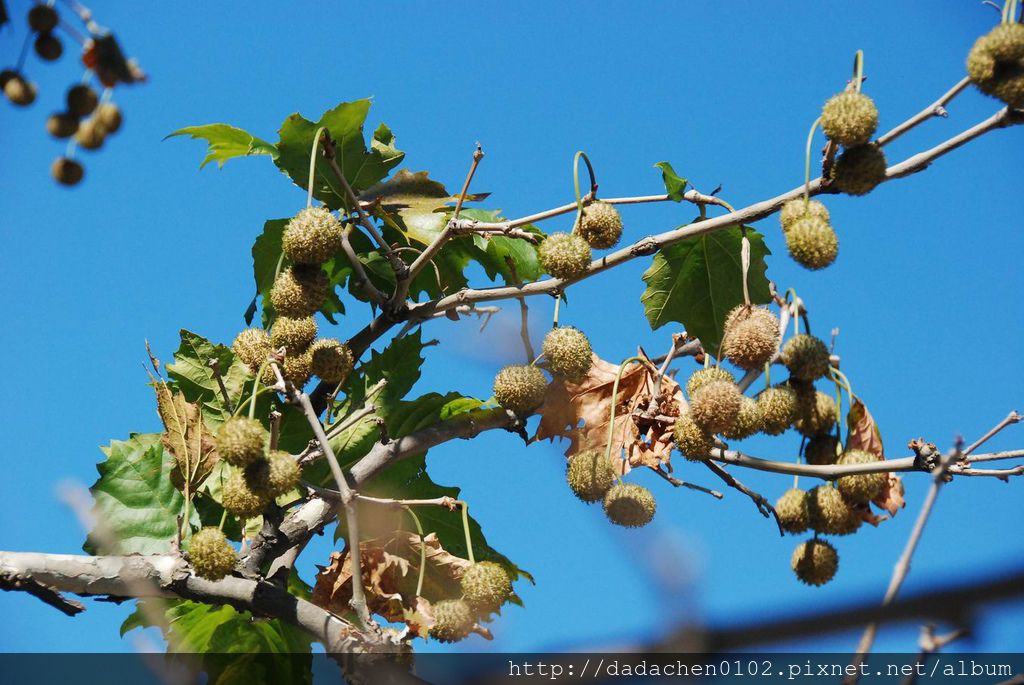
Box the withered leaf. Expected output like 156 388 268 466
152 377 218 492
873 473 906 517
846 396 884 458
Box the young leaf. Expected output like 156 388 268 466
166 329 251 428
167 124 277 169
654 161 688 201
640 225 771 357
85 433 192 555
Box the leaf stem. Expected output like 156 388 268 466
804 117 822 203
458 501 475 564
306 126 327 209
571 151 597 229
605 356 646 466
405 507 427 597
852 50 865 93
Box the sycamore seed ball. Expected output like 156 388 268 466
493 365 547 413
673 411 716 461
792 539 839 586
775 488 810 534
721 305 780 370
831 144 887 196
269 265 329 318
34 33 63 61
66 84 98 117
786 215 838 270
690 379 742 434
836 449 887 504
282 207 344 265
685 367 735 398
188 527 236 581
821 92 879 146
51 157 83 186
781 334 831 381
807 485 861 536
780 198 830 232
246 450 302 498
967 23 1024 108
46 112 79 138
722 395 763 440
28 4 59 32
222 468 270 518
757 385 799 435
577 201 623 249
75 119 106 150
215 416 267 467
270 316 317 353
461 561 513 615
794 389 838 438
281 349 314 387
603 483 656 528
232 328 272 373
539 232 591 280
805 434 840 466
3 75 36 106
542 326 593 381
567 449 617 503
310 338 354 384
429 599 474 643
95 103 122 135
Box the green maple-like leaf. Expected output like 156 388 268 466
640 225 772 357
85 433 195 555
166 329 250 429
166 124 277 169
654 161 688 201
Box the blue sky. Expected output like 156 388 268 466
1 0 1022 657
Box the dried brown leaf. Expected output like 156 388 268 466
152 378 218 491
873 473 906 517
846 396 884 458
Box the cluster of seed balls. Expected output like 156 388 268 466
231 207 355 390
1 4 124 186
967 21 1024 109
537 201 623 281
428 561 515 643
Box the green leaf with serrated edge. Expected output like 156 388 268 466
85 433 197 554
654 161 688 201
274 99 404 209
167 124 277 169
640 225 771 357
165 329 250 429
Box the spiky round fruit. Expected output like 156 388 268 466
28 4 59 31
542 326 592 381
721 305 780 369
805 434 840 466
781 334 831 381
246 450 301 497
791 539 838 586
281 349 313 387
776 488 810 534
780 198 830 232
310 338 354 384
34 32 63 61
807 485 860 536
188 527 236 581
567 449 617 503
821 92 879 146
51 157 83 186
222 469 270 518
722 395 762 440
603 483 656 528
785 215 838 270
232 328 272 372
429 599 473 643
685 367 735 396
836 449 887 504
215 417 267 467
95 103 122 134
673 411 716 461
66 84 98 117
757 385 798 435
690 379 742 434
282 207 344 265
538 232 591 280
74 119 105 150
577 201 623 249
493 365 547 413
269 265 329 318
831 143 887 196
461 561 513 614
3 75 36 106
270 316 317 353
967 23 1024 108
794 389 838 438
46 112 79 138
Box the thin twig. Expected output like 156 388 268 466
518 298 535 363
876 77 971 147
702 460 783 534
963 410 1022 456
649 466 724 499
207 358 234 415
